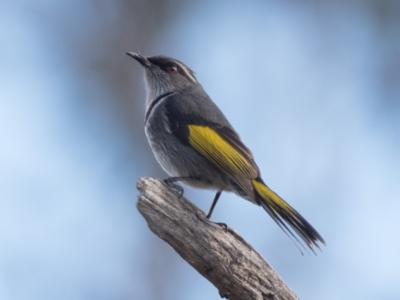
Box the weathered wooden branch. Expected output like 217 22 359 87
136 177 299 300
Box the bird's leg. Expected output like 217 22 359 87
165 180 227 230
206 191 228 230
164 177 196 198
206 191 222 219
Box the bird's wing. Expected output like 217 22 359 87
165 97 259 197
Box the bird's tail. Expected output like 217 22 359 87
251 178 325 254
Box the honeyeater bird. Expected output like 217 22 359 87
127 53 325 253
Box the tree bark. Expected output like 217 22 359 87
136 177 299 300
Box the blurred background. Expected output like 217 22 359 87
1 0 400 299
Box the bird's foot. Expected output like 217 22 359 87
215 222 228 232
164 178 184 198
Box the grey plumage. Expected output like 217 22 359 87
136 54 240 195
127 52 325 253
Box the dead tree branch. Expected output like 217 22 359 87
136 177 299 300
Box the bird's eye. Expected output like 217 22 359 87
167 66 178 73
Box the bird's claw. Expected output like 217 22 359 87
215 222 228 231
164 179 184 198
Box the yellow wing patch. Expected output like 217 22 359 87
188 125 255 178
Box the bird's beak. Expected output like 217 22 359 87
126 52 152 68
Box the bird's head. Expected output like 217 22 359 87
126 53 198 102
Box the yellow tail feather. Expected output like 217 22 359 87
252 179 325 254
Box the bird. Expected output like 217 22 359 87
127 52 325 253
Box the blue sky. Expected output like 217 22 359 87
1 1 399 299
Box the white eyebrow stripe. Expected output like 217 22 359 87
176 62 197 83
